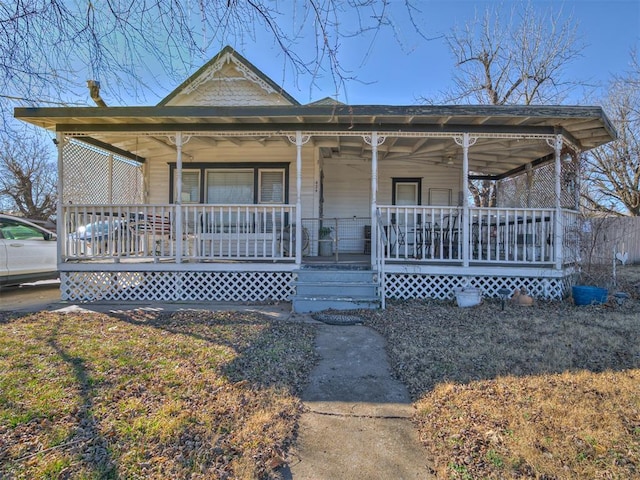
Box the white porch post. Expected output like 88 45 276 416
56 132 64 265
364 132 384 269
294 132 309 265
371 132 378 269
175 132 183 263
552 134 564 270
455 133 476 268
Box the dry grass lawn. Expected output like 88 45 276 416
0 309 316 479
360 265 640 479
2 266 639 479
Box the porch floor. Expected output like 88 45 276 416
62 255 559 270
302 254 371 266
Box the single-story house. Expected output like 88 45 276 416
15 46 616 311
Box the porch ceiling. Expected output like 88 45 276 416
15 104 616 176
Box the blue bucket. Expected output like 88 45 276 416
572 285 608 306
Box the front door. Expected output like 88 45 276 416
391 178 422 257
318 159 371 259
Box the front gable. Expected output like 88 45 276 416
159 46 299 107
306 96 345 106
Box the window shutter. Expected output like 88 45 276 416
175 170 200 203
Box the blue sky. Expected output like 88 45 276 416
8 0 640 110
189 0 639 106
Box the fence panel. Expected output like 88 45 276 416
583 216 640 265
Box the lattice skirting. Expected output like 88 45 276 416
61 271 295 302
384 272 572 300
61 270 572 303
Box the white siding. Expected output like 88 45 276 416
322 158 371 218
146 152 174 204
321 158 462 215
146 144 462 220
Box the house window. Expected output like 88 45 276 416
392 178 422 205
169 163 289 204
206 169 254 204
392 177 422 224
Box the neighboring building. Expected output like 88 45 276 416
15 46 616 311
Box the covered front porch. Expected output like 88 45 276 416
15 104 615 307
56 202 580 303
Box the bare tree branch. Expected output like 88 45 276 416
582 61 640 216
0 128 57 219
428 2 588 206
0 0 427 111
436 1 585 106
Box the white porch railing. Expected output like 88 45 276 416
468 207 556 264
378 206 463 262
377 206 577 266
375 210 388 309
62 204 578 267
185 204 296 260
62 204 296 262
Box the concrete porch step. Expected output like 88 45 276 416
294 281 377 297
292 295 380 313
292 268 380 313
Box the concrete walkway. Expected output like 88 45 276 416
285 323 433 479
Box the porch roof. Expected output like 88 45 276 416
15 104 615 176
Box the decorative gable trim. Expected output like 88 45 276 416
181 51 275 96
158 45 299 106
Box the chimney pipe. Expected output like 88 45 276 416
87 80 107 107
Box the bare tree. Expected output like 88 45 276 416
582 54 640 216
432 2 586 207
0 0 426 111
468 179 496 207
441 1 585 106
0 129 57 220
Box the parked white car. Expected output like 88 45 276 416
0 214 58 286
